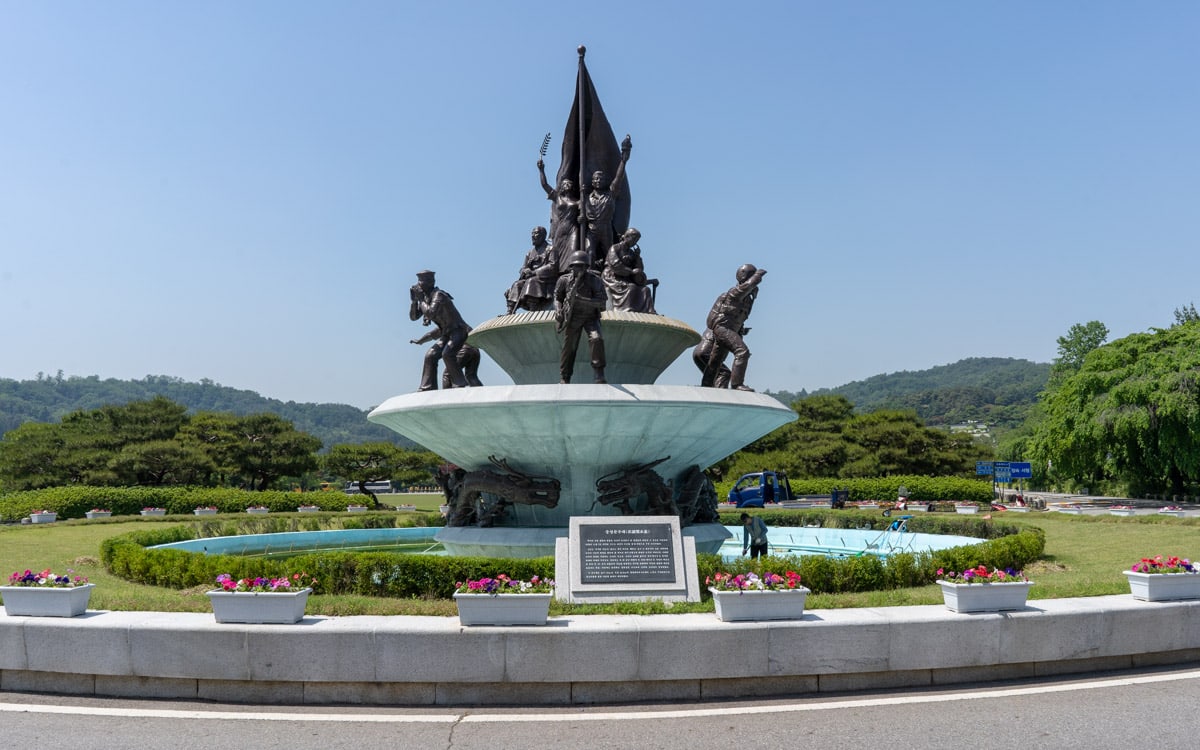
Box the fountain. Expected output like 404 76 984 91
367 49 797 558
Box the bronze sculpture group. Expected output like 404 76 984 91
407 47 769 528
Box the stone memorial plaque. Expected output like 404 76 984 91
557 515 700 604
578 522 676 584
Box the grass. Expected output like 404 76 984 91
2 512 1197 616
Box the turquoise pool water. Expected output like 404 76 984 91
152 520 983 560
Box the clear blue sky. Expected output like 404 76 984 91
3 3 1198 409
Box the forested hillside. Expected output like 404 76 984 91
2 358 1049 450
0 374 409 449
822 357 1049 429
769 358 1050 431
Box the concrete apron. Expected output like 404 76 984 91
3 595 1199 706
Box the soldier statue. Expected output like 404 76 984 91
700 264 767 391
692 328 731 389
554 251 608 384
409 270 474 392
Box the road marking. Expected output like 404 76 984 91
3 668 1199 724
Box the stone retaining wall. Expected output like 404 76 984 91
2 595 1199 706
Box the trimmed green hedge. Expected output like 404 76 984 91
100 517 1043 599
698 527 1043 595
0 486 438 522
714 475 993 504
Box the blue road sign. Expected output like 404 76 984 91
1010 462 1032 479
976 461 993 475
995 465 1012 482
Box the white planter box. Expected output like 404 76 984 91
710 587 810 622
193 509 218 516
85 511 112 519
246 508 270 515
1109 509 1137 517
453 592 552 626
1124 571 1200 602
1 584 94 617
140 509 167 517
346 505 369 513
1006 506 1031 513
206 588 312 624
297 506 321 513
29 512 57 524
955 505 979 514
937 580 1033 612
397 504 417 511
1158 509 1187 517
1057 507 1084 515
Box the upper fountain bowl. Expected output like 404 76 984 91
469 310 700 385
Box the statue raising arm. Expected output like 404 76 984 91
609 135 632 196
537 159 554 198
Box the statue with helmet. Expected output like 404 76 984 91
553 250 608 384
699 264 767 391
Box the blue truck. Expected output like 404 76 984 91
727 471 794 508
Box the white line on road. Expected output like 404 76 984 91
3 668 1199 724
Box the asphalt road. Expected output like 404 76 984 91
3 663 1197 750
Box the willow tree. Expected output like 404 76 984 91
1032 321 1200 495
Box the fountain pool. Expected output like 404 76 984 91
152 523 984 562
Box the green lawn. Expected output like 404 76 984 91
2 511 1196 616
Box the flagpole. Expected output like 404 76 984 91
577 45 587 259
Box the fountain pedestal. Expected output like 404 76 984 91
369 312 797 557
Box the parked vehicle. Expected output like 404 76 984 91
728 471 794 508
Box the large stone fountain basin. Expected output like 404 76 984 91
367 384 797 527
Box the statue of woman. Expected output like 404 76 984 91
538 158 580 275
602 227 657 313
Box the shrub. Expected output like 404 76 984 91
98 516 1043 600
0 486 446 522
713 475 993 504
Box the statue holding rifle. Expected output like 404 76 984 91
554 251 608 384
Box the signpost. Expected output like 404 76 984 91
977 460 1032 500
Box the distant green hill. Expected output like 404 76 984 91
767 357 1050 431
0 374 411 449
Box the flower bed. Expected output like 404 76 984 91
707 571 809 622
453 575 555 626
3 568 93 617
207 573 318 624
1125 556 1200 601
936 565 1032 612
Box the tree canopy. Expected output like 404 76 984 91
720 394 992 480
0 397 322 492
1030 321 1200 495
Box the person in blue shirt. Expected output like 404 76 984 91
741 512 769 559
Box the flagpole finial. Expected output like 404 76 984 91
578 45 586 58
